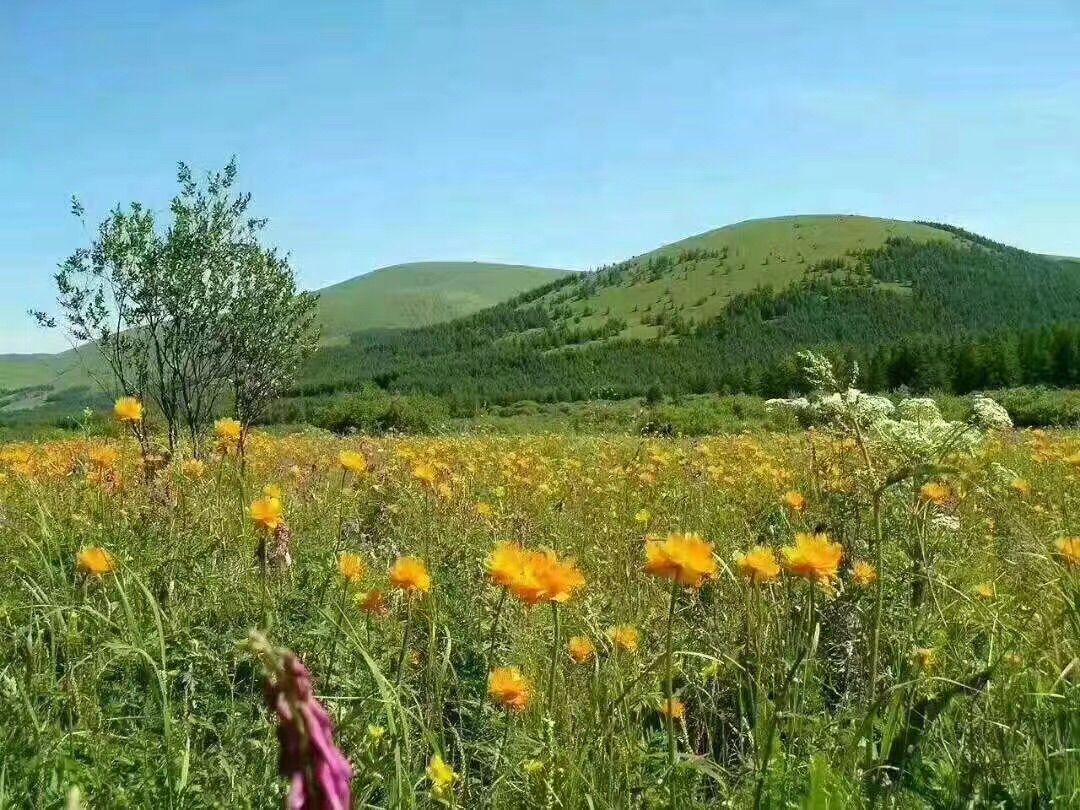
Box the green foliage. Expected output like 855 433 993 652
31 160 319 449
295 234 1080 407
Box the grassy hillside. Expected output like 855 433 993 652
315 262 572 343
293 216 1080 409
536 215 954 338
0 261 572 395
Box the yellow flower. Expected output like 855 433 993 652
508 549 585 605
249 496 284 532
522 759 545 776
77 547 118 576
919 481 953 506
659 698 685 720
913 647 938 671
486 542 528 589
634 508 651 524
356 589 389 616
339 450 367 476
1011 478 1032 497
412 463 439 487
88 446 119 469
113 397 144 423
488 667 532 713
367 724 386 742
736 546 781 585
1055 537 1080 569
782 533 843 583
181 458 206 478
567 636 596 664
426 754 457 799
974 581 996 599
607 625 640 653
339 553 365 583
851 561 878 587
390 556 431 595
782 490 807 513
215 418 242 443
643 532 717 588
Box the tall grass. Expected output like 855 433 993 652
0 429 1077 807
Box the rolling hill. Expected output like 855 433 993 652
532 215 956 338
0 261 573 397
315 262 572 343
294 215 1080 409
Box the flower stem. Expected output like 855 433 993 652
395 598 413 686
546 602 561 712
487 587 508 660
665 579 678 808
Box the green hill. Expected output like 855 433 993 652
0 261 572 396
315 262 572 344
293 215 1080 409
533 215 955 338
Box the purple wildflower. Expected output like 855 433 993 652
252 634 353 809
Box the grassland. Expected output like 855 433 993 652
0 262 572 392
1 392 1078 807
535 215 955 338
315 262 572 344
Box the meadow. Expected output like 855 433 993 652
1 394 1078 807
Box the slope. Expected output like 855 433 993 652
533 215 954 338
0 261 573 396
315 262 572 343
295 216 1080 407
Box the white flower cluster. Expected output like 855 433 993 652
971 396 1013 431
766 351 1012 467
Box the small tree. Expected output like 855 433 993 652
35 159 319 454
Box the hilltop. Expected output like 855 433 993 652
533 215 954 338
294 215 1080 410
315 261 571 343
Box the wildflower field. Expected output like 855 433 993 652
2 404 1079 806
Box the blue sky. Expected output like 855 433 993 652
3 0 1078 353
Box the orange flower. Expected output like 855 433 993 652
339 450 367 476
782 490 807 513
486 542 528 589
508 550 585 606
88 446 119 469
643 532 717 588
356 590 389 617
215 418 242 443
249 496 284 532
782 533 843 583
974 581 996 599
1011 479 1032 497
113 397 143 423
488 667 531 713
339 553 365 583
851 561 878 588
77 547 118 576
736 546 781 585
390 556 431 595
607 625 640 653
659 698 685 720
1055 537 1080 569
567 636 596 664
181 458 206 478
919 481 953 506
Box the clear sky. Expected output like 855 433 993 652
3 0 1078 353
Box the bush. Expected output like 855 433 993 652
301 392 449 435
